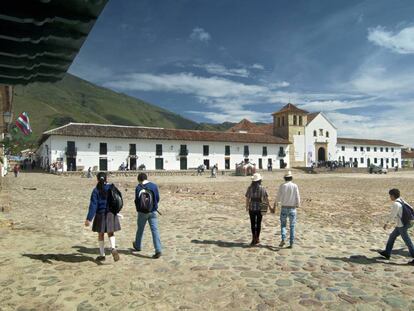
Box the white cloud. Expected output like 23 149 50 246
268 81 290 88
251 63 265 70
190 27 211 42
194 63 249 78
368 25 414 54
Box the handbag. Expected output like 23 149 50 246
259 202 269 214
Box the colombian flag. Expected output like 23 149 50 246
15 112 32 136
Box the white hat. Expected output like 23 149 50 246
251 173 262 182
284 171 293 178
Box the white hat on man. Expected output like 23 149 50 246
284 171 293 178
251 173 262 182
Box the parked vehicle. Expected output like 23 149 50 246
369 164 387 174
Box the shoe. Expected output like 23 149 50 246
152 252 162 259
279 241 286 247
132 242 141 252
95 256 106 262
288 243 294 249
408 259 414 266
255 237 260 245
111 248 120 262
378 250 390 260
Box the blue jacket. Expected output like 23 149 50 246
135 181 160 212
86 183 111 221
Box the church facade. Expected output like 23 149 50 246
36 103 403 172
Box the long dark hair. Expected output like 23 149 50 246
96 172 107 197
251 180 262 191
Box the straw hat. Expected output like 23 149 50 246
284 171 293 178
251 173 262 182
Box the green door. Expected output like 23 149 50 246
180 157 187 170
155 158 164 170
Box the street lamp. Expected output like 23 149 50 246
3 112 12 124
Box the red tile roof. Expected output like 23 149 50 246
306 112 320 124
226 119 259 133
41 123 290 145
402 150 414 159
272 103 308 115
337 137 403 147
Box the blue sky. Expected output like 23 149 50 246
69 0 414 145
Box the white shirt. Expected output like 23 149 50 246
277 181 300 207
388 200 403 227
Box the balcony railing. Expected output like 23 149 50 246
65 147 77 157
179 149 189 156
278 151 286 157
243 153 250 158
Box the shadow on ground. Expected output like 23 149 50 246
191 239 279 251
22 253 102 265
73 245 154 259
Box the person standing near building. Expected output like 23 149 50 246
133 173 162 258
13 164 20 177
378 189 414 265
84 172 121 262
245 173 269 246
272 171 300 248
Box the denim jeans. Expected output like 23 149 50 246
249 210 263 237
280 207 297 244
385 225 414 258
135 212 162 253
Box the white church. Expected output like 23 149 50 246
36 103 403 172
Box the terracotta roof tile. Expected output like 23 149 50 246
272 103 308 115
306 112 320 123
337 137 403 147
41 123 290 145
227 119 259 133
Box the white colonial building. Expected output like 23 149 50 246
37 123 290 171
36 103 403 172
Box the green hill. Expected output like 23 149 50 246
12 73 199 149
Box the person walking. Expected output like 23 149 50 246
378 188 414 265
133 173 162 258
84 172 121 262
272 171 300 248
13 164 20 177
245 173 270 246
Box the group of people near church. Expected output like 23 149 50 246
85 168 414 266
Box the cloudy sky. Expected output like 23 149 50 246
69 0 414 145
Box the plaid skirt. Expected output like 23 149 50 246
92 212 121 233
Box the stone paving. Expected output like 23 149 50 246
0 171 414 310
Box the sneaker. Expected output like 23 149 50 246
95 256 106 262
288 244 294 249
132 242 141 252
152 252 162 259
377 250 390 260
112 249 120 262
279 241 286 247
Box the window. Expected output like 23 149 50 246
278 147 285 157
244 145 249 157
180 145 188 156
326 131 329 138
156 144 163 156
354 146 357 152
277 117 281 127
203 145 209 156
350 158 353 162
341 146 345 151
374 158 378 164
298 131 301 135
396 158 399 163
391 148 394 152
313 130 317 137
319 129 323 136
293 115 297 125
360 147 364 152
367 147 371 152
282 116 285 127
262 146 268 157
129 144 136 155
99 143 107 155
374 147 377 152
380 147 384 152
225 145 230 156
386 148 389 152
361 158 364 164
299 116 303 126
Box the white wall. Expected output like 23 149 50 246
304 113 338 166
39 135 290 171
337 144 402 168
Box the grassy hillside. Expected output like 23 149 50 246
12 73 198 148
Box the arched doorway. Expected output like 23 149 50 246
318 147 326 162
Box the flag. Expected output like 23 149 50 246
15 112 32 136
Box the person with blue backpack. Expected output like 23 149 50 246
84 172 122 262
378 188 414 265
132 173 162 258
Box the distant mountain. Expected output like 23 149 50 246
12 73 199 149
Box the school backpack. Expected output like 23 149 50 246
107 184 123 214
398 199 414 227
135 186 154 213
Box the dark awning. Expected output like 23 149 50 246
0 0 108 85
